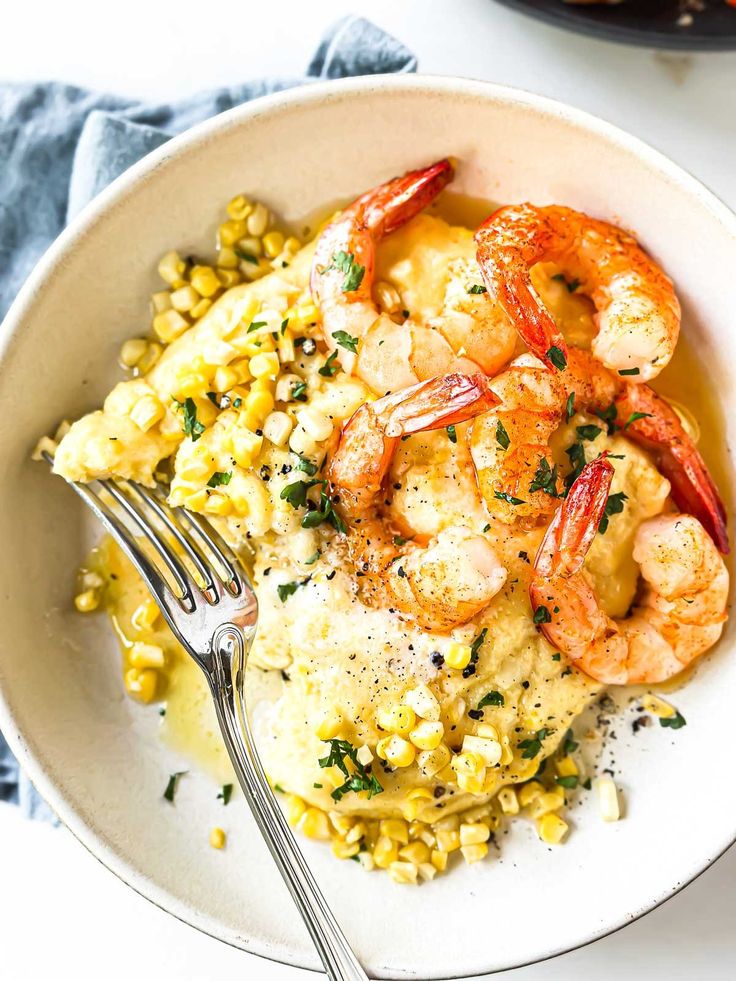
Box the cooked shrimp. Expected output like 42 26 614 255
530 457 728 684
311 160 516 394
475 204 681 381
328 373 508 630
469 354 567 524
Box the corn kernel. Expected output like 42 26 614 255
398 841 430 865
190 265 221 298
246 202 269 237
119 338 148 369
219 219 248 246
345 821 367 845
417 745 451 778
518 780 545 808
596 776 621 822
74 589 99 613
191 298 212 320
388 861 418 885
528 790 566 820
217 268 241 289
209 827 226 849
445 642 471 670
497 787 519 815
435 829 461 853
431 849 448 872
226 195 252 221
357 852 375 872
457 771 486 794
124 667 157 703
131 599 160 632
130 394 164 432
244 388 275 422
384 735 416 769
263 411 294 447
158 250 186 285
377 703 416 737
129 642 165 669
236 235 263 259
409 720 444 751
460 822 491 846
231 429 263 468
477 723 500 741
373 835 399 869
263 231 285 259
299 807 330 840
296 407 333 442
217 245 240 269
461 843 489 864
462 734 502 767
203 493 232 517
418 862 437 882
153 309 189 344
248 352 279 381
375 736 392 760
556 755 579 778
138 341 162 373
332 838 360 860
538 813 569 844
641 694 676 719
170 284 200 313
151 290 173 314
404 684 441 722
315 709 344 740
285 795 306 826
452 752 485 778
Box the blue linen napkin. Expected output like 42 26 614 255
0 16 416 821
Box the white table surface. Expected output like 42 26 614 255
2 1 735 978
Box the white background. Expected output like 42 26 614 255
2 1 735 978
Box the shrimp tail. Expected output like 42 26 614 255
533 456 614 581
376 371 500 438
616 385 729 554
360 158 455 238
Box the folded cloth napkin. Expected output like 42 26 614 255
0 16 416 822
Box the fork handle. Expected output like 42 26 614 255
207 625 369 981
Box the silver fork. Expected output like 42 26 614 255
44 454 368 981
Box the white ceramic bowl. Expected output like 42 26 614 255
0 76 734 980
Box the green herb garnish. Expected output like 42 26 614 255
234 247 258 264
556 775 579 789
598 491 628 535
295 455 319 476
477 690 504 710
546 345 567 371
163 771 186 803
518 729 550 760
277 579 309 603
529 457 559 497
618 367 640 376
533 605 552 624
291 380 308 401
318 351 339 377
494 490 526 506
207 471 232 488
333 330 359 353
576 424 602 442
326 251 365 293
623 411 653 431
660 711 687 730
595 402 618 436
446 424 457 444
217 783 233 805
470 627 488 664
565 392 575 423
496 419 510 450
466 284 487 294
318 738 383 801
174 397 205 442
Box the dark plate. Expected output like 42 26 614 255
493 0 736 50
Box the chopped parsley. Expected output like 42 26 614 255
318 738 383 801
277 579 309 603
207 471 232 488
564 440 587 494
217 783 233 805
295 455 319 476
325 251 365 293
234 247 258 264
301 489 347 534
551 273 580 293
623 411 653 431
598 491 628 535
494 490 525 506
496 419 510 450
466 284 487 294
618 367 640 376
470 627 488 664
446 424 457 444
477 690 504 710
533 605 552 624
333 330 359 353
174 397 205 442
247 319 267 333
546 345 567 371
555 774 579 789
280 318 290 335
595 402 618 435
304 550 321 565
529 457 559 497
660 710 687 730
206 391 220 407
163 771 186 803
563 730 579 755
291 380 308 401
565 392 575 423
576 424 602 442
551 653 561 661
518 728 550 760
318 351 339 377
280 478 318 509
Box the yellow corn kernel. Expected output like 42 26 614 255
357 852 375 873
596 776 621 822
296 407 333 442
263 411 294 447
462 734 502 767
217 245 240 269
177 373 210 400
299 807 330 840
124 667 157 703
277 331 295 364
375 736 392 761
345 820 367 845
331 838 360 860
294 301 319 326
398 841 430 865
409 720 444 751
528 790 566 820
217 268 241 289
430 849 448 872
373 835 399 869
231 429 263 468
263 231 285 259
203 493 232 517
476 722 500 741
243 389 275 425
289 425 318 457
131 598 160 632
190 265 221 298
153 309 189 343
556 755 579 778
417 744 451 778
404 684 441 722
130 394 164 432
226 195 252 221
74 589 99 613
538 813 569 844
445 642 471 670
170 284 200 313
176 455 212 482
497 787 519 816
248 351 280 380
379 819 409 845
384 735 416 769
452 752 485 778
457 771 486 794
246 202 269 237
251 374 275 393
138 341 163 373
435 829 461 853
214 366 239 392
129 642 165 669
158 250 186 285
459 823 491 847
151 290 172 314
328 811 355 837
190 298 212 320
315 709 344 741
518 780 545 808
285 794 306 827
219 219 248 246
641 694 676 719
284 236 301 254
209 827 226 849
377 703 416 737
388 861 418 885
119 338 148 369
461 843 489 864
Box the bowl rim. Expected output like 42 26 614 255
1 72 736 979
